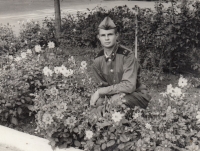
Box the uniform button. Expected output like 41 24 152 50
108 58 112 62
110 69 113 73
113 80 115 82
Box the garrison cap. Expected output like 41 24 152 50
98 17 116 30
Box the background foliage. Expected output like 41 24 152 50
0 0 200 73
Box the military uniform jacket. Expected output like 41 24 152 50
93 44 145 96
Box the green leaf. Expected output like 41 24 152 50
74 140 81 147
11 117 18 125
66 138 72 144
73 128 78 133
118 144 125 150
107 140 115 147
110 133 115 139
5 103 12 107
121 118 129 124
109 127 116 132
96 121 112 129
50 140 56 147
17 107 22 115
120 134 129 142
101 143 106 150
196 131 200 138
24 97 32 103
27 105 34 111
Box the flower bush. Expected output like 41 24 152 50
0 41 95 126
29 46 97 149
0 37 200 150
76 76 200 151
0 49 43 124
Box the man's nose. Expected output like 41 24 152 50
105 35 109 40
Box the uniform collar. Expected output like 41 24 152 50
104 43 119 62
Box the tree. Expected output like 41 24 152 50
54 0 61 38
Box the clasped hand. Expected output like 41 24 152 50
90 90 99 106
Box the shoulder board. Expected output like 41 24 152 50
117 45 131 56
94 49 104 59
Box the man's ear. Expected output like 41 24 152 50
116 32 119 40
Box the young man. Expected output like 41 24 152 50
90 17 151 109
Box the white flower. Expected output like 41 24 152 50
73 29 76 32
60 65 67 74
68 69 73 75
145 123 152 130
62 69 69 77
38 31 41 35
186 142 199 151
85 130 93 139
166 84 174 94
8 55 13 60
21 52 27 59
35 45 42 52
82 79 86 85
14 56 22 62
43 66 54 77
10 63 15 68
17 21 21 24
160 92 167 97
27 19 31 23
68 56 75 63
178 76 188 88
27 49 32 54
81 61 87 68
111 111 124 123
24 40 28 44
80 66 87 71
54 67 61 74
62 69 72 77
133 112 141 119
50 87 59 96
196 111 200 124
48 41 55 49
42 113 53 125
171 87 182 98
55 111 64 119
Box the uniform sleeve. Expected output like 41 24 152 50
92 59 109 87
98 52 138 95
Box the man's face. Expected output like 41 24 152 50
98 29 118 48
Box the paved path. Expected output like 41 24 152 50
0 125 83 151
0 143 22 151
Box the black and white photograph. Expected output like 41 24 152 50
0 0 200 151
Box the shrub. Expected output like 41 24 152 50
32 52 96 149
32 72 200 150
0 24 19 55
